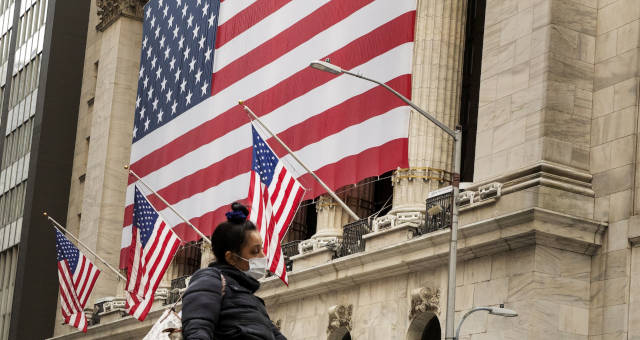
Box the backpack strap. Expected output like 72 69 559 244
220 273 226 297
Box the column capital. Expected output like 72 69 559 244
96 0 147 32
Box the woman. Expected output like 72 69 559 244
181 203 287 340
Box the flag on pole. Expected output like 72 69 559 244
125 186 181 321
55 229 100 332
248 124 304 285
120 0 415 268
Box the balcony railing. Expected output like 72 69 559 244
335 219 371 258
166 275 190 305
281 240 302 272
418 190 453 235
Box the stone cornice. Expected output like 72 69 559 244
47 303 180 340
465 161 593 197
257 207 606 305
96 0 147 32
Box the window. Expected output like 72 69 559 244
458 0 486 182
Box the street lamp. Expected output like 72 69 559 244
455 305 518 339
309 60 463 339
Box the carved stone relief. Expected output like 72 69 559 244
96 0 147 31
409 287 440 320
327 304 353 334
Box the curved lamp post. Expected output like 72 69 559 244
455 306 518 339
309 60 463 339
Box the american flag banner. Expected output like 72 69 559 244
125 186 181 321
248 124 305 284
120 0 416 267
55 229 100 332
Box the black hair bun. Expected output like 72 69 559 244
225 202 249 223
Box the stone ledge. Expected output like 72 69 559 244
258 207 606 305
362 222 417 251
291 247 335 271
48 303 181 340
466 161 593 197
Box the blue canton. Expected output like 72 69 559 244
251 126 279 187
132 0 220 142
55 229 80 273
133 186 161 247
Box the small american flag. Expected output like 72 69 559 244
55 229 100 332
125 186 181 321
248 124 304 285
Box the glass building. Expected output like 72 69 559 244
0 0 89 338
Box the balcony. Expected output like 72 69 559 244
334 219 371 258
418 190 453 235
281 240 302 272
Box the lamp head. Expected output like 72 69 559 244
489 307 518 317
309 60 343 75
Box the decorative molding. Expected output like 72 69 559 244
298 236 340 254
96 0 147 31
392 167 452 184
409 287 440 320
327 304 353 334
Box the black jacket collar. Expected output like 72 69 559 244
210 262 261 293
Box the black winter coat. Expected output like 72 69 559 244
181 262 287 340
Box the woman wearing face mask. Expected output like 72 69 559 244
181 202 287 340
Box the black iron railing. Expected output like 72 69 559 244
335 219 371 258
281 240 302 272
166 275 190 305
418 191 453 235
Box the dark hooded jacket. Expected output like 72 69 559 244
181 262 286 340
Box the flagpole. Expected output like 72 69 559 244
239 101 361 221
124 166 212 245
44 212 127 281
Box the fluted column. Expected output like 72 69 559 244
390 0 467 214
314 195 350 239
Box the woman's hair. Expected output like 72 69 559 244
211 202 257 264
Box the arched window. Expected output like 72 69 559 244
420 317 441 340
407 314 441 340
327 327 351 340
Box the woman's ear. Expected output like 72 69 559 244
224 250 236 266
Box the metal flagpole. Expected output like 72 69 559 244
125 166 212 245
239 101 361 221
44 212 127 281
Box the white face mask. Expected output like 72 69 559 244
237 255 267 280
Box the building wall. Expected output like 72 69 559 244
589 0 640 338
49 0 640 339
265 245 592 340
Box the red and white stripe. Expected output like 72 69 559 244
125 217 181 321
120 0 415 267
248 160 305 285
58 256 100 332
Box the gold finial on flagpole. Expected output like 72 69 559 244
124 164 129 170
238 100 244 106
43 211 48 217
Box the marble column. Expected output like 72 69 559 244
78 2 143 302
388 0 467 216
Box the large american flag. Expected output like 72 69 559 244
248 124 304 284
55 228 100 332
120 0 416 267
125 186 181 321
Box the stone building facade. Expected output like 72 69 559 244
50 0 640 339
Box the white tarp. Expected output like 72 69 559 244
143 309 182 340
